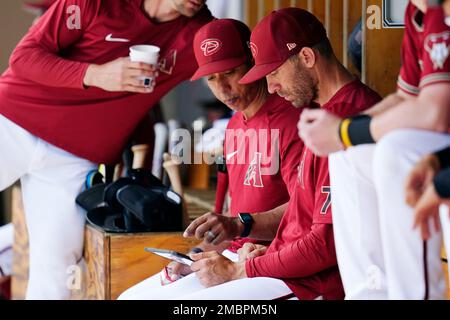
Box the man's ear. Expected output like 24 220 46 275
298 47 316 69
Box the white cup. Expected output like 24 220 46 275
129 45 160 89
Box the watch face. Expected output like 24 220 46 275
238 213 253 238
239 213 252 223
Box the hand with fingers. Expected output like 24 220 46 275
412 184 450 240
83 57 159 93
160 260 193 285
298 109 344 156
160 247 204 285
183 212 243 246
405 153 449 240
190 251 247 287
170 259 193 277
405 153 440 208
237 243 267 262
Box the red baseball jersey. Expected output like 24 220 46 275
246 80 381 300
397 4 450 96
0 0 213 164
224 94 303 252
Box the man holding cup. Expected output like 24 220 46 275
0 0 212 299
129 45 161 91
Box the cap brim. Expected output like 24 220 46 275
86 207 127 233
190 56 248 81
238 61 285 84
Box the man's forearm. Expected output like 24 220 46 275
83 64 99 88
371 85 450 140
363 91 407 117
246 224 337 279
248 202 287 241
9 42 90 89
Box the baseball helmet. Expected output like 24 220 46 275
77 169 183 233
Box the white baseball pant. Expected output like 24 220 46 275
0 114 96 299
329 129 450 300
118 250 297 300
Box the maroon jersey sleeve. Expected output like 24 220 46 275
397 4 422 96
245 224 337 279
419 7 450 88
9 0 97 89
245 154 336 279
223 123 232 199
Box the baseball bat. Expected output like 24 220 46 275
163 152 189 228
163 153 183 195
131 144 150 169
152 123 168 179
164 119 181 186
113 163 123 181
167 119 181 155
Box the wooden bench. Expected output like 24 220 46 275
11 185 448 299
11 185 214 300
81 225 198 299
443 248 449 300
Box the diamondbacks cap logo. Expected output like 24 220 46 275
287 43 297 51
249 42 259 58
425 32 450 70
243 152 263 188
200 39 222 57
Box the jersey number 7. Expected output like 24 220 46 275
321 186 331 214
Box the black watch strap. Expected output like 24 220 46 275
238 213 253 238
217 155 227 173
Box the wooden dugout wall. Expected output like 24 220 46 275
243 0 403 97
